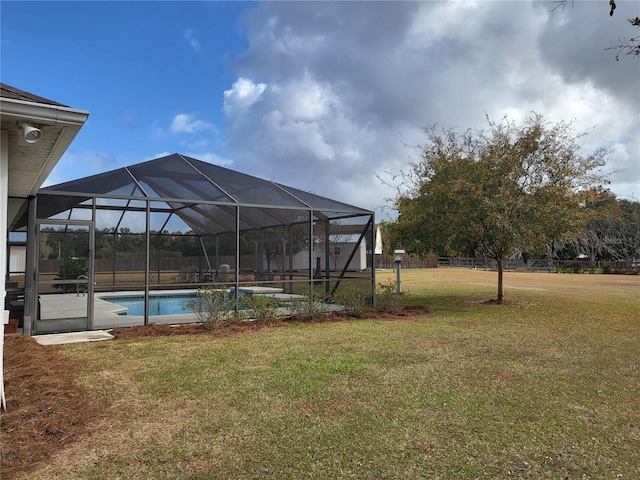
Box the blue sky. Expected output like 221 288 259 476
2 1 249 164
2 1 639 216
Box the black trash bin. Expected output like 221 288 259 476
5 288 25 327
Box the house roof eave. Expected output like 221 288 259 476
0 97 89 127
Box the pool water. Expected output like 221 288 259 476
106 294 199 316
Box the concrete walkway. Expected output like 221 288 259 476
35 330 114 346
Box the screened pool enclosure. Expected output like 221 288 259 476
16 154 375 334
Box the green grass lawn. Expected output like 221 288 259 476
32 270 639 479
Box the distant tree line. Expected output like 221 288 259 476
380 196 640 271
380 195 639 269
40 220 344 272
551 196 639 264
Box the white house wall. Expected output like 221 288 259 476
2 130 9 310
9 245 26 274
1 130 9 410
264 242 368 273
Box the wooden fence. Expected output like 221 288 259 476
39 255 638 276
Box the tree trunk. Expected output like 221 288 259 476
497 257 504 304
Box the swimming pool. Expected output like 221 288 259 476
104 293 199 316
101 287 284 316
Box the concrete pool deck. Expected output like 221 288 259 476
38 290 203 330
36 288 326 336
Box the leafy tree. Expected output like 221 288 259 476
387 114 608 303
582 198 640 263
555 196 640 265
242 223 309 274
53 256 87 293
614 199 640 262
261 227 286 273
563 189 618 262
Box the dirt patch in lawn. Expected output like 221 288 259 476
1 306 429 478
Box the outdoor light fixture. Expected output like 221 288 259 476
394 249 406 294
19 122 42 144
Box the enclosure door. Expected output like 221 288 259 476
35 221 94 334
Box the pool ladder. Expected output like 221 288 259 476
76 275 88 297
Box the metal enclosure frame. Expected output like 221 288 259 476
19 154 375 332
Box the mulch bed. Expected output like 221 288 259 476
1 306 429 478
1 336 107 479
109 306 429 339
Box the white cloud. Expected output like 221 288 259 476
184 152 233 167
170 113 217 134
223 78 266 118
150 150 232 167
184 29 201 52
221 1 639 211
184 140 210 150
275 73 335 122
149 152 173 160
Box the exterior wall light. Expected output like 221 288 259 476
19 122 42 144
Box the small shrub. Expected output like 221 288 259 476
333 284 371 317
291 288 330 321
241 294 280 324
175 266 198 283
186 286 236 328
376 279 403 313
